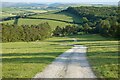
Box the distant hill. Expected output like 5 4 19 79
1 2 118 8
48 3 65 7
2 2 47 8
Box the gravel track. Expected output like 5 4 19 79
34 45 96 78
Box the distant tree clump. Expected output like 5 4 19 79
53 25 84 36
2 22 52 42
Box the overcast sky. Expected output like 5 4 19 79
1 0 119 3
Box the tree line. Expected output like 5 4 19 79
53 25 90 36
59 6 120 38
2 22 52 42
0 13 37 22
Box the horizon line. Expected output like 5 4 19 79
1 1 119 4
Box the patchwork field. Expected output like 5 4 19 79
3 18 74 29
0 12 15 19
27 10 48 13
2 34 118 78
2 11 82 29
1 7 48 19
1 8 25 19
28 11 84 24
30 13 74 22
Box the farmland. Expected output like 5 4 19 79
30 13 74 22
1 8 26 19
2 8 48 15
1 3 119 79
1 7 48 19
3 12 80 29
2 37 72 78
3 18 74 29
2 34 118 78
0 12 15 19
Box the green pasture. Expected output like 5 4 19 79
3 18 74 29
29 11 83 24
2 8 26 15
2 37 72 78
2 34 118 78
26 10 48 13
2 8 22 12
30 13 73 22
0 12 15 19
67 34 119 78
1 8 48 19
2 20 15 24
2 11 81 29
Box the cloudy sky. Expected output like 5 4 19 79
1 0 119 3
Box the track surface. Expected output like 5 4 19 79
34 45 96 78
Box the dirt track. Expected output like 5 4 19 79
34 45 96 78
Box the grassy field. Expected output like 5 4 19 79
3 18 74 29
68 35 119 78
29 12 84 24
2 12 80 29
2 34 118 78
30 13 74 22
26 10 48 13
2 20 15 24
2 37 72 78
0 12 15 19
1 8 25 19
1 8 48 19
59 12 84 23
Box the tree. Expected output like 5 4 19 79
83 23 91 34
114 24 120 39
99 20 111 36
83 17 89 23
53 26 63 36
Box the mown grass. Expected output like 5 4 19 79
2 37 72 78
67 34 119 78
1 8 25 19
1 8 48 19
30 13 73 22
2 12 80 29
0 12 15 19
2 34 118 78
26 10 48 13
3 18 74 29
2 20 15 24
29 11 84 24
